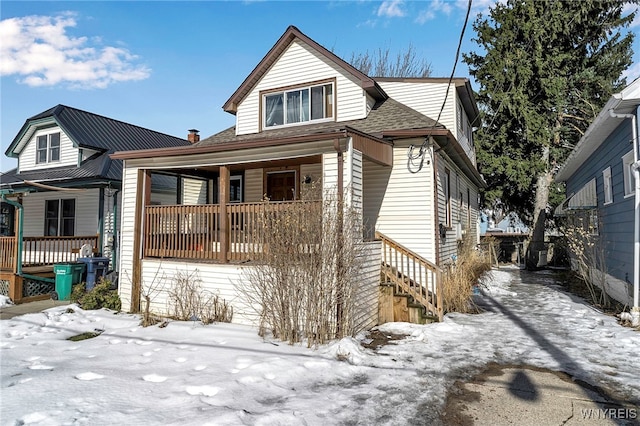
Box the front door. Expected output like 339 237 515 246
266 171 296 201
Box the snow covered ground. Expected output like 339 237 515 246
1 266 639 425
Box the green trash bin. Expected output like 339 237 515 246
53 262 86 301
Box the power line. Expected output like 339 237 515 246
408 0 473 173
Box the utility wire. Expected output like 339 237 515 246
408 0 473 173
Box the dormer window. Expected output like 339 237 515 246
263 81 334 128
36 132 60 164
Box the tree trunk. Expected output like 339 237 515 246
527 142 554 270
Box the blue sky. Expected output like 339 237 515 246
1 1 639 172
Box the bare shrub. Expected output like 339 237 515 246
240 185 365 347
560 210 610 308
168 269 233 324
442 233 493 314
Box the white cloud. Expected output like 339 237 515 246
377 0 406 18
415 0 453 24
0 13 150 89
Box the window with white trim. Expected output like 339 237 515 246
263 83 333 128
45 199 75 236
36 132 60 164
623 150 635 197
602 167 613 205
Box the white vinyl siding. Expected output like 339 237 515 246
367 140 436 263
377 80 453 129
19 126 78 172
236 40 367 135
353 240 382 331
436 153 479 263
377 81 476 166
139 259 257 325
21 189 100 237
118 166 141 310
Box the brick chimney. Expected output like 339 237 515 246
187 129 200 143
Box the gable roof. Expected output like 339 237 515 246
222 25 388 114
6 104 190 158
2 105 190 191
555 77 640 182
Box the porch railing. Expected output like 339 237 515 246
22 235 99 266
0 237 16 271
376 231 443 321
144 201 322 261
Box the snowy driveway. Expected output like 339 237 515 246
1 266 639 425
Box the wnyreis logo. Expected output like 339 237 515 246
581 408 637 420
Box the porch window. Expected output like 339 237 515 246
45 199 75 236
623 150 635 198
264 82 333 128
214 175 243 203
36 132 61 164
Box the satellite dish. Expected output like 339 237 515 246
79 243 93 258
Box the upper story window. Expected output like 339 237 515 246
36 132 60 164
263 82 334 128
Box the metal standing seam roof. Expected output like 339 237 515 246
3 105 191 189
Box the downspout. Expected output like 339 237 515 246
98 187 105 256
112 190 119 272
609 109 639 325
334 136 345 338
1 193 23 276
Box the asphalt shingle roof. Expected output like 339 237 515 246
197 98 441 147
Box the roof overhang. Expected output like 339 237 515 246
380 127 486 188
555 77 640 182
111 127 394 167
6 117 59 158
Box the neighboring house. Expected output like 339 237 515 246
555 77 640 314
0 105 191 303
111 26 485 329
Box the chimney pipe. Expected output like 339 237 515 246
188 129 200 143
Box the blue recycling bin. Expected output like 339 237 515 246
77 257 110 290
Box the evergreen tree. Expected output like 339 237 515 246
463 0 637 268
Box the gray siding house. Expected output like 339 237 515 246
555 77 640 322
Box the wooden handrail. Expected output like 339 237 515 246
144 200 322 261
0 237 16 271
376 231 443 321
22 235 99 266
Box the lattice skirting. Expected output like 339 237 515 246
23 279 55 298
0 280 9 296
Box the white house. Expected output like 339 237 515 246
111 26 485 330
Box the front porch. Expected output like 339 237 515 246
0 235 99 303
144 200 322 262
